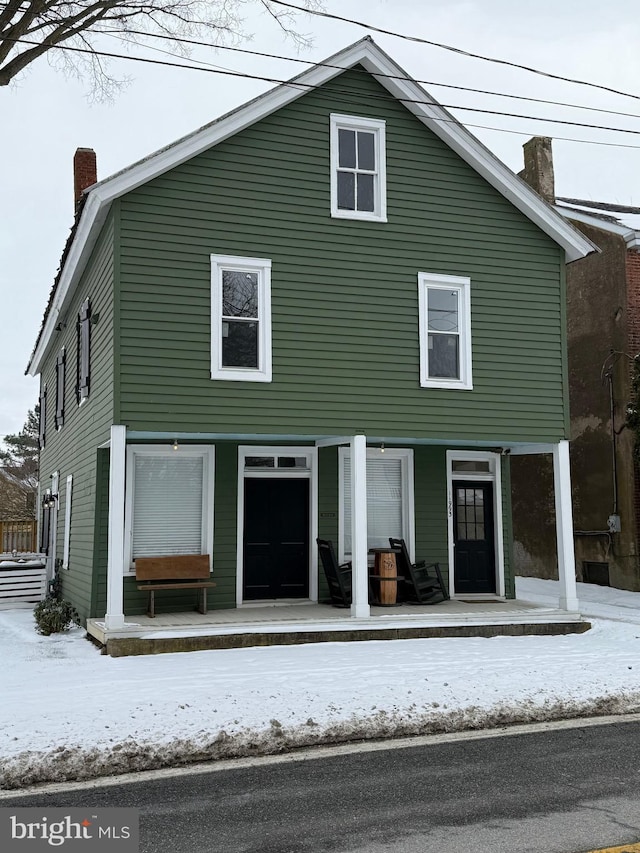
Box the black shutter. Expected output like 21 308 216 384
77 298 91 402
55 348 65 429
40 499 51 555
39 384 47 449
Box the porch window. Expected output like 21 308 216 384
418 273 472 390
124 446 214 572
339 448 414 561
210 255 272 382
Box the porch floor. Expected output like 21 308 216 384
87 598 590 656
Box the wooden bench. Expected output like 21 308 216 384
135 555 216 618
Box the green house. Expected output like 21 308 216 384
27 38 594 634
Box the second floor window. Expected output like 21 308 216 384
330 114 387 222
210 255 272 383
418 273 473 390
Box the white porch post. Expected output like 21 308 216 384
350 434 370 618
105 425 126 630
552 440 579 612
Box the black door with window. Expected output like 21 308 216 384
243 478 309 600
453 480 496 594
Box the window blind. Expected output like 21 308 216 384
343 456 403 553
132 455 204 558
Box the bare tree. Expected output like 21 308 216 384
0 0 321 98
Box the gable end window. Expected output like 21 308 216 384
210 255 272 383
77 298 91 403
38 384 47 449
418 273 473 390
55 348 66 429
330 114 387 222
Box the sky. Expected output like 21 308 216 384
1 0 640 439
2 575 640 789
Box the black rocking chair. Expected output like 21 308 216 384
317 538 352 607
389 537 449 604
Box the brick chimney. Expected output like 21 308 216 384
73 148 97 209
518 137 555 204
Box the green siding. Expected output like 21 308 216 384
38 213 115 621
117 66 566 443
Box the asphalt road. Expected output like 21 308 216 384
5 719 640 853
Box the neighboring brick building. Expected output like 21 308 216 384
513 137 640 590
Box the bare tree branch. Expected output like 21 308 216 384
0 0 323 97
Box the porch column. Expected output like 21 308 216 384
105 425 126 630
350 434 370 618
552 440 579 612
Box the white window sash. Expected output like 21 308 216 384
330 114 387 222
124 446 215 574
62 474 72 569
210 255 272 383
338 447 414 563
418 272 473 390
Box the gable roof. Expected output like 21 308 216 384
555 202 640 250
27 36 596 376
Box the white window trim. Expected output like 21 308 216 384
62 474 73 569
235 446 318 607
446 450 505 599
124 445 215 575
418 272 473 390
210 254 272 383
330 114 387 223
338 447 414 564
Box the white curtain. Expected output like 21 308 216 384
132 455 204 558
343 455 403 553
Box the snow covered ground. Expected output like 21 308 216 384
2 576 640 790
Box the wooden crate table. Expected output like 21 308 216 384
368 547 403 606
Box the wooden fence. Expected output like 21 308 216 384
0 555 47 608
0 520 37 553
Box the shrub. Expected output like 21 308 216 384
34 597 79 636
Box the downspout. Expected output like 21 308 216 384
607 371 619 516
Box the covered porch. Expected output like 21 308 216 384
87 596 588 656
98 427 582 645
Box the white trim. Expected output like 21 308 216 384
338 446 415 565
315 436 352 448
27 39 595 376
62 474 73 570
446 450 505 599
210 255 272 383
330 113 387 222
418 273 472 390
236 446 318 607
350 434 370 618
105 425 126 631
555 205 639 250
124 444 215 574
553 440 579 611
46 471 59 586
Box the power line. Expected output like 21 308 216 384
103 27 640 124
7 35 640 150
270 0 640 103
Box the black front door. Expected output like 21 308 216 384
453 480 496 595
243 478 310 600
